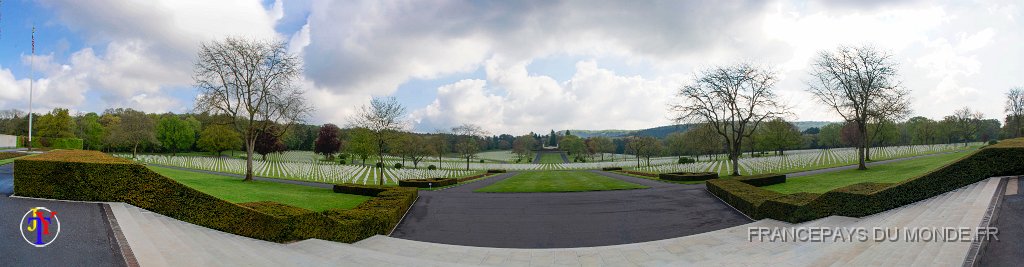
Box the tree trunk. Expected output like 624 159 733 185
465 156 470 171
865 145 872 161
858 123 868 170
132 143 138 159
730 152 740 177
244 140 255 181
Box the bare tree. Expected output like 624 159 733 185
452 123 487 170
193 37 310 181
349 97 407 186
1007 87 1024 138
951 106 983 145
806 45 910 170
671 63 788 176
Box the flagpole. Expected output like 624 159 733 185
28 25 34 151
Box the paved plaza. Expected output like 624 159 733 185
391 171 752 248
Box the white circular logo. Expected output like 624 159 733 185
20 207 60 247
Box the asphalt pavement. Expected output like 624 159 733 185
390 170 751 248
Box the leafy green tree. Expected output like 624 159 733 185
157 115 197 155
757 118 802 155
906 116 938 145
512 135 536 162
197 125 242 156
77 112 106 150
106 109 158 158
347 127 377 165
36 108 77 138
548 129 557 147
559 135 586 161
664 132 687 157
589 136 615 161
818 123 843 148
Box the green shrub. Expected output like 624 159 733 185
393 163 403 169
338 159 346 165
618 170 657 177
398 178 456 188
456 173 488 183
707 138 1024 223
332 184 389 196
375 162 384 168
659 172 718 181
427 165 437 170
17 136 84 149
677 157 696 164
0 152 28 160
486 169 506 173
479 159 485 163
705 179 785 219
15 150 420 243
239 202 314 218
15 150 292 241
732 173 787 186
602 167 623 171
988 140 998 145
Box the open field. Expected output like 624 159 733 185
762 149 975 194
148 165 371 211
475 171 648 193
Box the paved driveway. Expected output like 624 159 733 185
391 171 751 248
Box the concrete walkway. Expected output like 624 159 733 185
978 177 1023 266
391 171 751 248
0 164 13 196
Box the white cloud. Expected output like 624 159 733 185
410 59 683 135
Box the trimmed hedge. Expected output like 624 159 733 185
240 201 314 218
456 173 489 183
15 150 419 243
707 138 1024 223
332 184 389 196
617 170 657 177
17 136 84 149
733 173 787 186
0 152 28 160
659 172 718 181
398 178 457 188
706 178 785 219
486 169 507 173
15 150 292 241
601 167 622 171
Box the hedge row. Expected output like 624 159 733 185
617 170 657 177
397 178 457 188
456 173 490 183
15 150 418 243
707 138 1024 223
601 167 622 171
659 172 719 181
0 152 28 160
17 136 84 150
486 169 507 173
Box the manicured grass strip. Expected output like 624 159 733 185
762 150 974 194
475 170 647 193
538 153 566 164
148 165 371 211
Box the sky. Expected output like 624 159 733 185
0 0 1021 135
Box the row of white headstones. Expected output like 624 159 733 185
117 143 973 184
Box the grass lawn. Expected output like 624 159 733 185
538 153 566 164
762 150 975 194
475 171 647 193
148 165 371 211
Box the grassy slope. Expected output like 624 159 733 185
475 171 647 193
538 153 566 164
148 165 370 211
762 149 974 194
